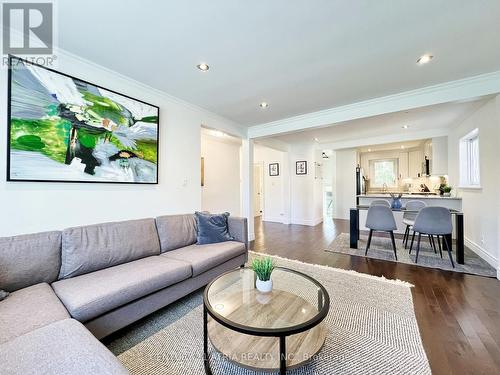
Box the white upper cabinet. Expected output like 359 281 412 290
431 136 448 176
408 149 423 178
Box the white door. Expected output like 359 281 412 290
253 164 263 217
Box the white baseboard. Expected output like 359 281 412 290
291 217 323 226
465 237 498 268
263 216 285 224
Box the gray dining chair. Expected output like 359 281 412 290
365 205 398 260
369 199 391 207
412 207 454 267
402 200 426 248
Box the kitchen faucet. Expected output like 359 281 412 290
382 183 388 192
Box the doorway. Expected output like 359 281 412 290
253 163 264 217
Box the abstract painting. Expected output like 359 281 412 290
7 56 159 183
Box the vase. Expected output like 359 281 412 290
256 278 273 293
391 198 402 209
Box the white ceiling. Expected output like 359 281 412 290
269 98 489 145
356 140 426 153
58 1 500 127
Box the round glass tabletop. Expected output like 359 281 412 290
204 267 329 335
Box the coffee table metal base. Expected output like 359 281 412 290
203 305 326 374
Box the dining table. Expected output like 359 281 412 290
350 205 465 264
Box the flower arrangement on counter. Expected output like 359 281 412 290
389 192 403 209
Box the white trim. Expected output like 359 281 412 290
262 216 285 224
318 128 450 151
465 237 498 268
291 217 324 226
26 42 248 138
497 266 500 281
248 71 500 138
458 186 483 190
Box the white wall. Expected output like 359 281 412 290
448 95 500 272
254 144 288 223
0 50 245 236
333 149 357 220
289 145 323 226
201 134 241 216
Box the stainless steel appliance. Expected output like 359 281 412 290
356 166 366 195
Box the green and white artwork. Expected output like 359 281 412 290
7 56 159 183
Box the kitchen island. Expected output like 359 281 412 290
352 194 464 264
356 194 462 231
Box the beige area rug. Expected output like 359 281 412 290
111 252 431 374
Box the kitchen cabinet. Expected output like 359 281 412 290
431 136 448 175
408 150 423 178
398 152 409 179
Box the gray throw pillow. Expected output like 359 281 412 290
195 212 234 245
0 290 9 301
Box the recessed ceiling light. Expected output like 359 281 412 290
368 148 372 152
402 125 409 129
417 54 433 65
401 145 405 149
259 102 269 109
313 137 319 142
197 63 210 71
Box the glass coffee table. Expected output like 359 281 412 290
203 267 330 375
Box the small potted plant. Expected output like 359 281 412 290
442 185 452 197
252 257 275 293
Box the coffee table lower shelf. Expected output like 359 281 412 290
203 305 327 374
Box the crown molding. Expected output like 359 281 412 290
318 128 450 150
2 29 247 138
248 71 500 139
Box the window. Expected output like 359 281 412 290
370 159 398 187
459 128 480 188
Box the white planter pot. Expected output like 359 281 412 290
256 278 273 293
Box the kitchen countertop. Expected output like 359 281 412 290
358 194 462 200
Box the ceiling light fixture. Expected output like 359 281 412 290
401 145 405 149
417 54 433 65
313 137 319 142
402 125 409 129
197 63 210 71
259 102 269 109
368 148 372 152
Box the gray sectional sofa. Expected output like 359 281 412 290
0 213 248 374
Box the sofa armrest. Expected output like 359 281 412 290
228 216 248 250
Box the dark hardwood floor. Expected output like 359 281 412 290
251 217 500 375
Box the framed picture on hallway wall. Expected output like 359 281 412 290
269 163 279 176
7 56 160 184
296 160 307 175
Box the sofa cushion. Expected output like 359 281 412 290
161 241 246 277
0 283 69 345
52 256 191 322
195 211 234 245
155 214 197 252
59 218 161 279
0 319 128 375
0 231 61 292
